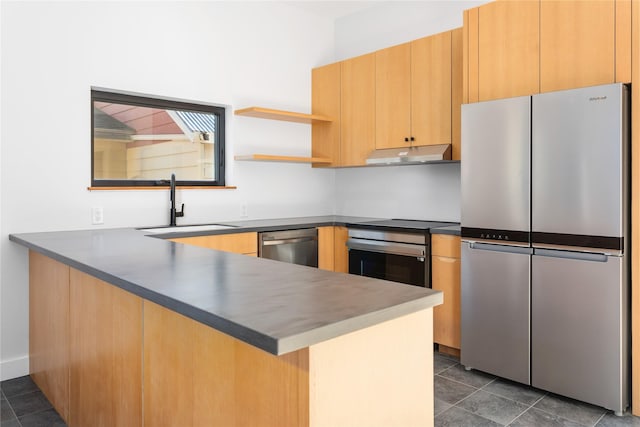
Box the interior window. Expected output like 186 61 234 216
91 88 225 187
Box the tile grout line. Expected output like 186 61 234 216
502 393 549 426
446 403 506 426
434 356 615 427
3 395 20 425
591 412 607 426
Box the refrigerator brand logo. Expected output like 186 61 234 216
589 96 607 101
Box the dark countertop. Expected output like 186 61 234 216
430 225 461 236
10 215 444 356
140 215 383 239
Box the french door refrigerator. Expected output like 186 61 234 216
461 83 629 414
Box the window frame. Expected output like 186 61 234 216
91 87 226 187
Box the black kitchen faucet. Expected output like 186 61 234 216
169 173 184 226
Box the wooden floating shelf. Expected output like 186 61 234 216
234 154 332 164
234 107 333 124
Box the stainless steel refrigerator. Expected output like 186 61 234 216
460 83 629 414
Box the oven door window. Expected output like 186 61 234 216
348 249 426 287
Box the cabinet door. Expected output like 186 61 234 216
341 53 376 166
29 252 70 423
375 43 411 149
171 232 257 256
451 28 463 161
432 235 461 349
411 32 451 148
333 226 349 273
432 255 461 349
312 62 341 168
477 0 539 101
70 269 143 427
318 226 335 271
318 226 349 273
540 1 615 93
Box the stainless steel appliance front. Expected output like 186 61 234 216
531 249 627 412
461 83 629 414
347 229 429 287
461 95 532 385
259 228 318 268
461 242 531 385
461 96 531 240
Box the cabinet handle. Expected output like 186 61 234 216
410 137 415 142
404 137 409 142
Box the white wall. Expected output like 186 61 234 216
0 1 336 380
334 1 487 61
1 0 486 380
335 164 460 221
332 0 487 221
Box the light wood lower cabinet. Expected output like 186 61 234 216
144 302 433 427
29 252 143 427
29 252 435 426
318 226 335 271
431 235 461 350
144 301 307 427
29 252 70 423
333 226 349 273
170 232 258 256
318 226 349 273
69 269 143 427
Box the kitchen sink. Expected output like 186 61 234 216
139 224 239 234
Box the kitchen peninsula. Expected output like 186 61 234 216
10 216 443 427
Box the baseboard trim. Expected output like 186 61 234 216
1 355 29 381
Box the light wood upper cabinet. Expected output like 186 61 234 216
341 53 376 166
311 56 376 168
376 42 412 149
412 32 452 150
475 0 540 101
376 32 457 150
540 1 616 93
464 0 631 102
451 28 463 161
171 232 258 256
431 234 461 350
313 28 463 164
311 62 341 168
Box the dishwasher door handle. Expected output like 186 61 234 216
261 237 317 246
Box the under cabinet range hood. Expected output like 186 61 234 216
365 144 452 165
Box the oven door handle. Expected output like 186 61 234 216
346 238 426 258
262 237 316 246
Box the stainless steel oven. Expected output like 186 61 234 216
346 228 430 287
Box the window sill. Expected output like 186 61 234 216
87 186 237 191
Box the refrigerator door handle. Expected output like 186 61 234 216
467 241 533 255
534 248 608 262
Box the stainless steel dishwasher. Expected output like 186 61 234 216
258 228 318 267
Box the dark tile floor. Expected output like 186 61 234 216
434 351 640 427
1 376 65 427
3 355 640 426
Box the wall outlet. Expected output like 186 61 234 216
92 206 104 225
240 203 248 218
